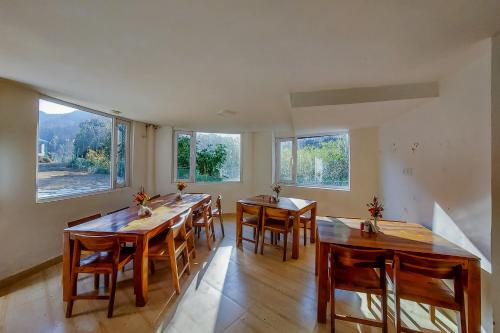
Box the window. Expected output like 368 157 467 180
37 98 131 201
275 132 350 189
173 131 241 183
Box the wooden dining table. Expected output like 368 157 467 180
236 195 317 259
62 193 211 307
316 216 481 333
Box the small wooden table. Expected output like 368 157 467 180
62 193 211 307
236 195 317 259
316 217 481 333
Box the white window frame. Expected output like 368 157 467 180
275 131 350 190
36 96 132 202
172 130 242 183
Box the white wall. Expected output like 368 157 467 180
491 32 500 333
379 40 493 331
0 78 149 280
155 126 254 213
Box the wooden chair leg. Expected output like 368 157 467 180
282 232 288 261
395 293 402 333
189 234 196 259
253 228 256 240
381 292 388 333
303 224 307 246
104 273 110 289
270 232 274 245
170 253 181 295
430 305 436 323
107 270 118 318
219 214 225 237
65 271 78 318
211 222 216 242
330 255 335 333
367 293 372 310
204 222 212 251
197 226 201 239
150 261 156 275
183 247 191 275
254 227 259 254
260 229 265 255
457 305 467 333
94 273 100 289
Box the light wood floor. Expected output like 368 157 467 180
0 215 459 333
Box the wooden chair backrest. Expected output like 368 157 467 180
394 251 463 280
107 207 129 215
264 207 290 222
169 208 191 241
67 213 102 228
216 195 222 212
241 203 262 216
331 245 389 269
202 201 213 221
72 234 120 266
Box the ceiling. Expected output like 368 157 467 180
0 0 499 131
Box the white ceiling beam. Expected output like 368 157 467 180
290 82 439 108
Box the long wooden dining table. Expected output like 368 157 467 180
62 193 211 307
236 195 317 259
316 216 481 333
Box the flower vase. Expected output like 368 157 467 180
138 204 148 217
373 217 379 232
177 190 183 200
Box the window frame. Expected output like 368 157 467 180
172 130 242 184
36 95 132 202
275 131 351 190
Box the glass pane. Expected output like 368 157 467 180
279 140 293 182
296 133 349 188
195 133 241 182
176 133 191 180
116 122 128 186
37 99 112 200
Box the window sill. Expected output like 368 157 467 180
36 186 131 204
172 180 242 185
282 184 351 192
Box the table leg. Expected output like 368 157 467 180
62 232 72 301
292 213 300 259
317 242 329 323
466 259 481 333
134 235 149 307
310 204 317 243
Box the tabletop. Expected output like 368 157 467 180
64 193 210 235
238 195 316 212
317 216 477 260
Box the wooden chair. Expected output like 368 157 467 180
148 209 192 294
393 251 466 333
237 204 263 253
329 245 390 333
67 214 102 289
295 211 311 246
260 207 292 261
107 206 129 215
185 208 196 259
212 195 225 237
66 234 134 318
193 202 216 251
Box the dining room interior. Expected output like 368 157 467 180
1 1 500 333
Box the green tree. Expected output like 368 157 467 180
73 118 111 158
196 144 228 179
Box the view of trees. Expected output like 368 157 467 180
279 134 349 188
176 133 240 182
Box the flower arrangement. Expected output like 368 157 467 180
133 186 153 216
271 183 281 202
133 186 150 206
176 181 187 192
367 196 384 219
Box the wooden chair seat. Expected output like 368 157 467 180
335 267 382 293
261 208 292 261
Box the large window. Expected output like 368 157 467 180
174 131 241 183
37 98 131 201
275 132 350 189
